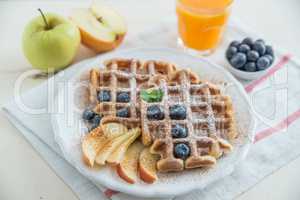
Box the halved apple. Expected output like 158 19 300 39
139 148 159 184
70 2 127 53
116 141 144 184
82 123 127 167
107 128 141 165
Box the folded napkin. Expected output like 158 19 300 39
3 18 300 200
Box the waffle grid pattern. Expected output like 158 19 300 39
89 58 176 124
141 70 236 172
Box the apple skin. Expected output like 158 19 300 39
116 164 135 184
22 13 81 72
79 27 125 53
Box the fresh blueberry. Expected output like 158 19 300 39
91 114 102 127
230 53 247 69
82 109 95 121
171 124 188 138
256 39 265 44
257 56 271 70
264 54 274 65
229 40 240 48
147 105 164 120
98 90 111 102
169 105 187 120
252 41 266 56
117 92 130 102
116 107 130 118
242 37 254 47
265 45 274 57
238 44 251 53
247 50 260 62
89 124 98 131
226 46 238 60
174 143 190 159
244 62 257 72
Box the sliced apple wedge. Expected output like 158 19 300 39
70 2 126 53
139 148 159 184
95 130 133 165
82 123 127 167
116 141 144 184
107 128 141 165
82 127 103 167
101 122 128 138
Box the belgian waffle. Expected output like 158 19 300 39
140 70 237 172
89 58 177 125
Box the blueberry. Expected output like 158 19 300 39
244 62 257 72
147 105 164 120
247 50 260 62
82 109 95 121
98 90 111 102
116 107 130 118
171 124 188 138
264 54 274 65
174 143 190 159
89 124 98 131
117 92 130 102
238 44 251 53
226 46 238 60
230 53 247 69
252 41 266 56
265 45 274 57
229 40 240 48
257 56 271 70
169 105 187 120
256 39 265 44
242 37 254 47
91 114 102 127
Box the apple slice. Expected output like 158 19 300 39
95 130 133 165
107 128 141 165
82 123 127 167
139 148 159 184
116 141 144 184
70 2 126 53
82 127 103 167
101 122 128 138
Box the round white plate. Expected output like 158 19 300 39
51 48 256 198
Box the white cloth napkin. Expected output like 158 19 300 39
3 18 300 200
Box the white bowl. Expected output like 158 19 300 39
51 48 256 198
226 60 273 81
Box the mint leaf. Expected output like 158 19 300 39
140 88 163 102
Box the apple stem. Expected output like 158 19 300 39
38 8 50 30
97 17 103 23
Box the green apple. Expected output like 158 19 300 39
22 9 81 72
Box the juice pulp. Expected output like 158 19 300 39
176 0 232 51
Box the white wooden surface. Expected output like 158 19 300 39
0 0 299 199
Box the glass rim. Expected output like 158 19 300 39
176 0 233 15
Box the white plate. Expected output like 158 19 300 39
226 61 269 81
51 48 256 198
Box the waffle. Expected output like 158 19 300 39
89 58 177 125
140 70 237 172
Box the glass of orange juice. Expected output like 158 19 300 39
176 0 233 55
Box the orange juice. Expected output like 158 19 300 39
176 0 232 52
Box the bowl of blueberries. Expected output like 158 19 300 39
226 37 275 80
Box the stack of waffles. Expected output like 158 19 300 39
86 58 237 172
